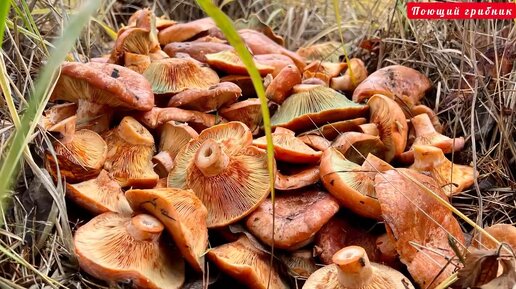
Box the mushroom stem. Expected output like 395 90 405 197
126 214 164 242
152 151 175 178
332 246 374 288
194 139 230 177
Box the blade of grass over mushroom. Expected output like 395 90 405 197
331 0 354 84
0 0 101 217
194 0 277 285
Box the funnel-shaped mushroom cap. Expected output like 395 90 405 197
51 62 154 111
271 85 369 132
320 148 393 220
275 165 320 190
298 135 331 151
266 65 302 104
205 50 275 76
163 41 233 63
109 27 157 65
67 170 132 215
158 17 216 44
253 127 322 164
299 118 367 141
409 145 474 196
103 116 159 188
219 99 263 133
331 58 368 92
400 113 464 163
296 42 346 63
375 169 465 288
332 132 387 164
353 65 431 105
246 190 339 250
368 94 408 162
167 82 241 112
46 127 107 183
143 57 220 95
136 107 224 130
168 122 270 227
472 224 516 250
254 54 296 77
126 188 208 272
208 236 289 289
280 250 319 278
303 246 415 289
74 213 185 289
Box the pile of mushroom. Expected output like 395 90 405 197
40 8 498 289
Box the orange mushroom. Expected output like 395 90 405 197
167 82 241 112
330 58 368 92
298 117 367 140
254 54 296 77
135 107 225 131
298 135 332 151
332 132 387 164
275 165 320 190
158 17 216 44
163 41 233 63
219 98 263 134
265 65 302 104
472 224 516 250
296 41 345 63
205 50 275 76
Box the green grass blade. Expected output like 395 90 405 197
331 0 355 84
0 0 101 215
0 1 11 46
194 0 277 285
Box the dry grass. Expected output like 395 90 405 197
0 0 514 288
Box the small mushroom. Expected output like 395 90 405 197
303 246 415 289
207 235 289 289
254 54 296 77
109 27 158 65
368 94 408 162
103 116 159 188
158 17 216 44
205 50 275 76
399 113 464 163
332 132 387 164
280 249 319 279
74 213 185 289
409 145 474 196
330 58 368 92
472 224 516 250
163 41 233 63
219 99 263 134
66 170 132 215
246 189 339 250
168 122 270 227
125 188 208 272
303 60 347 82
143 57 220 96
296 42 345 63
253 127 322 164
298 117 367 140
320 148 393 220
135 107 224 131
275 165 320 190
270 85 369 132
265 65 302 104
167 82 241 112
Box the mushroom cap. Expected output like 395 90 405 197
368 94 408 162
296 41 346 63
246 189 339 250
472 224 516 250
135 107 225 130
66 170 133 215
352 65 431 105
320 148 392 220
254 54 296 77
409 145 474 196
74 213 185 289
303 60 347 81
163 41 233 63
208 236 289 289
332 132 387 164
280 249 319 278
298 135 332 151
275 165 320 190
358 123 380 136
234 14 285 46
51 62 154 111
109 27 156 65
46 128 107 183
218 98 263 133
253 127 322 164
330 58 368 92
40 103 78 132
158 17 216 44
220 75 257 98
265 65 302 104
103 116 159 188
298 117 367 140
125 188 208 272
158 121 199 159
143 57 220 95
124 52 151 74
270 85 369 132
168 122 270 228
410 104 443 133
167 82 241 112
205 50 275 76
375 168 465 288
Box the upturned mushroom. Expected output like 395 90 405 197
265 65 302 104
205 50 275 75
330 58 368 92
74 213 185 289
167 82 241 112
246 189 339 250
409 145 474 196
332 132 387 164
320 148 393 220
103 116 159 188
125 188 208 272
168 122 270 227
219 98 263 133
253 127 322 164
207 235 289 289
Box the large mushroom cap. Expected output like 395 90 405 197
51 62 154 111
205 50 275 76
125 188 208 272
167 82 241 112
207 235 289 289
332 131 387 164
74 212 185 289
168 122 270 227
163 41 233 63
246 189 339 250
271 85 368 132
158 17 216 44
303 245 415 289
